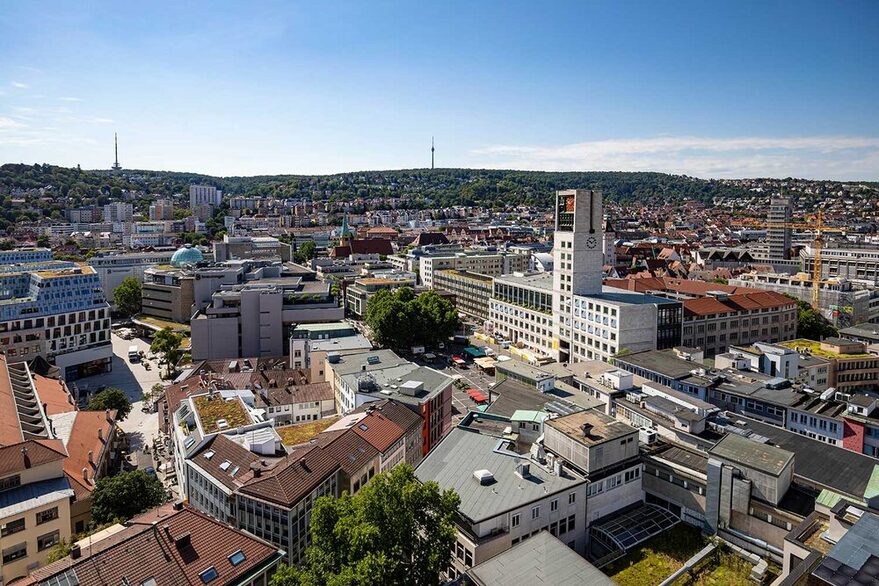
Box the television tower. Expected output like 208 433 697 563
431 136 435 170
111 133 122 171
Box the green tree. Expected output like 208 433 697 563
88 387 132 421
270 465 460 586
364 288 459 350
413 290 460 347
294 240 317 264
46 540 72 563
793 298 838 339
36 234 50 248
91 470 167 525
150 327 185 377
113 276 143 318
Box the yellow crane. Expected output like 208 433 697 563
758 210 845 309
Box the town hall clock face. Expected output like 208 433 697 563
586 236 598 249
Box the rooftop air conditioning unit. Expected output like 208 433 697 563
473 469 495 485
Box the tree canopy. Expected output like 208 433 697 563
150 327 186 377
91 470 167 525
113 276 142 318
364 288 459 349
294 240 317 264
792 298 838 340
87 387 132 421
270 465 460 586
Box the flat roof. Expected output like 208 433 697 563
497 360 554 381
729 415 879 500
709 433 793 476
616 350 703 380
546 410 637 447
467 531 615 586
493 271 553 291
415 428 585 523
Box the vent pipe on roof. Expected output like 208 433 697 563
98 428 104 442
82 467 89 482
70 544 81 559
87 450 94 465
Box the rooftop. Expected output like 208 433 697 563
415 427 585 524
276 417 341 446
467 531 615 586
193 394 252 434
546 410 638 447
780 339 872 359
708 433 794 476
615 349 705 380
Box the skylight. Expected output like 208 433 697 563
199 567 218 584
219 461 231 471
203 451 214 460
228 550 246 566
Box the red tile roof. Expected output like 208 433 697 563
350 411 405 453
238 444 341 508
63 409 116 496
0 438 66 476
683 291 796 317
33 374 76 416
29 506 283 586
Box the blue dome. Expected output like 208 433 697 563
170 244 204 267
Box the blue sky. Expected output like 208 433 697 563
1 1 878 179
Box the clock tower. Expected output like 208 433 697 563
552 189 605 361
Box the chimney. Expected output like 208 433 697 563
106 409 113 423
21 445 30 469
172 501 184 511
82 467 89 482
299 457 311 473
70 544 81 559
87 450 94 465
581 423 594 438
98 428 104 442
250 462 262 478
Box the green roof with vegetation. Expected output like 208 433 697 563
193 395 251 434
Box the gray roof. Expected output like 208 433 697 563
415 428 585 523
0 476 74 519
497 360 554 382
309 334 372 353
588 286 681 307
493 271 553 291
708 433 793 476
814 512 879 582
467 531 616 586
335 350 453 406
729 415 879 500
616 350 703 380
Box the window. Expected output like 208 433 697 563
551 499 558 512
2 543 26 564
37 530 60 551
0 474 21 492
531 506 540 519
199 567 219 584
511 513 520 528
36 507 58 525
1 518 24 537
228 550 246 566
568 492 576 504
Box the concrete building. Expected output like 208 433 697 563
801 242 879 284
767 195 792 261
0 440 73 585
433 269 493 322
288 322 372 381
419 250 529 290
149 197 174 221
0 260 112 380
189 184 223 208
0 249 52 265
102 201 133 223
213 234 292 263
489 272 556 360
781 338 879 394
730 271 878 328
324 349 452 456
344 276 417 319
415 428 589 580
141 265 196 323
88 249 176 299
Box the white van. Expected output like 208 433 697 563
128 345 140 362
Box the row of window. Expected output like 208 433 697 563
1 530 60 564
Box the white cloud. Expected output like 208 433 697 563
10 81 29 89
0 117 26 130
471 136 879 180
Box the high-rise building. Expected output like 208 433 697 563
768 196 792 260
551 189 682 363
102 201 133 223
149 197 174 220
189 185 223 209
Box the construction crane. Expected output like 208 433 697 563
756 210 845 309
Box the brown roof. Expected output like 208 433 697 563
350 411 405 453
63 409 117 496
0 438 66 476
412 232 449 246
0 355 23 446
256 381 333 408
238 444 341 508
684 291 796 317
29 506 283 586
350 238 393 255
316 429 380 475
354 398 422 435
33 374 76 416
190 434 266 491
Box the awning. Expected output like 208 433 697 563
466 388 489 403
473 357 497 370
463 346 486 358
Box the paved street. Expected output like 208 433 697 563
74 333 162 453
